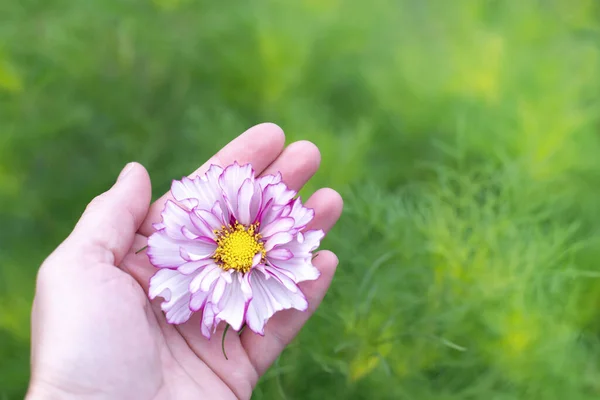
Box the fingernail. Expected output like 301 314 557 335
117 162 135 182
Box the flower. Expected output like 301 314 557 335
147 163 323 338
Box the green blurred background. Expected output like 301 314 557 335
3 0 600 398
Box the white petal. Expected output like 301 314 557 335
201 303 219 338
245 271 308 335
250 182 263 224
260 217 295 239
179 239 217 261
269 229 323 283
219 163 254 219
262 265 299 292
149 269 194 324
211 277 227 304
269 257 320 282
216 273 251 330
147 230 186 268
189 264 219 293
177 258 214 275
195 207 225 232
258 182 296 226
171 165 225 210
190 289 210 311
265 232 294 251
267 248 293 261
262 182 296 207
236 178 255 225
280 229 324 257
190 212 216 238
257 173 282 190
284 198 315 231
160 201 200 240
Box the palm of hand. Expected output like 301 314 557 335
29 125 343 400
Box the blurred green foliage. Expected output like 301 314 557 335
3 0 600 398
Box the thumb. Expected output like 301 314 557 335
65 162 152 266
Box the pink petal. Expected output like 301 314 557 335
147 230 186 268
201 303 219 338
266 248 293 261
171 165 225 210
177 258 215 275
265 232 294 251
250 182 263 224
280 229 324 257
258 183 296 226
262 265 299 292
219 163 254 220
190 212 216 238
149 269 194 324
181 226 199 240
257 173 282 190
216 273 251 331
190 289 210 312
211 277 227 304
252 253 263 267
236 178 255 225
178 240 217 261
260 217 295 239
160 201 201 241
195 207 225 232
269 258 320 282
284 198 315 231
263 182 296 207
189 264 220 293
245 271 308 335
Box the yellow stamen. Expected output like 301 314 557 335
213 223 265 273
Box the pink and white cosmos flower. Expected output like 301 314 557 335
147 163 323 338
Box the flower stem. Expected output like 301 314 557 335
222 324 230 360
135 245 148 255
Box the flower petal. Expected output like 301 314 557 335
260 217 295 239
265 232 294 251
216 273 251 331
147 230 186 268
189 263 220 293
259 182 296 226
159 200 202 241
257 173 282 190
236 178 255 225
266 248 293 261
195 205 226 232
190 289 210 312
269 229 324 282
245 271 308 335
201 302 219 338
269 257 320 282
178 240 217 261
171 165 225 210
149 269 194 324
284 198 315 231
177 258 215 275
219 163 254 220
262 264 299 292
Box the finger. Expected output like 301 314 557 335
139 123 286 236
65 163 152 266
241 188 343 374
259 140 321 191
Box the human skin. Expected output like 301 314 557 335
27 123 343 400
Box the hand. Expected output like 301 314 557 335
27 124 343 400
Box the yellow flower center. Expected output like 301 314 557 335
213 223 265 273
